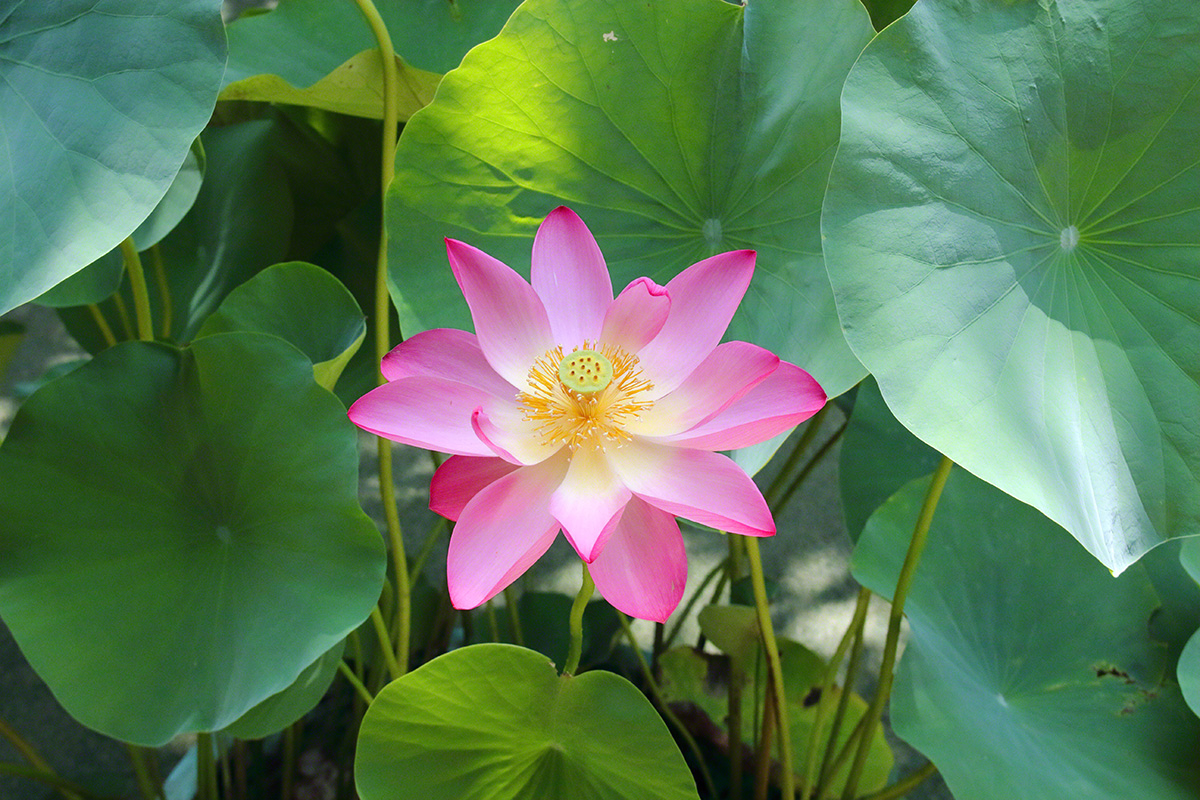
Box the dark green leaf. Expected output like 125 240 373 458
0 333 385 745
839 377 941 542
224 642 345 740
197 262 366 391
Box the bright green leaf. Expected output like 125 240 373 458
852 470 1200 800
0 333 385 745
355 644 699 800
197 262 366 391
385 0 874 419
0 0 226 315
824 0 1200 572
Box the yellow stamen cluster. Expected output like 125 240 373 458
518 340 653 451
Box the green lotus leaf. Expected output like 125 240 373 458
0 333 385 745
1173 541 1200 717
0 0 225 315
224 642 345 740
852 470 1200 800
36 141 205 310
197 262 366 391
839 377 942 543
223 0 520 88
220 49 440 121
355 644 699 800
824 0 1200 573
385 0 874 412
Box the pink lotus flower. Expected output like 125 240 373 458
349 208 825 621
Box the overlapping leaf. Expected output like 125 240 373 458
197 262 366 391
824 0 1200 572
0 0 225 315
222 0 520 118
852 470 1200 799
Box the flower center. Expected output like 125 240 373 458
519 341 653 451
557 349 613 394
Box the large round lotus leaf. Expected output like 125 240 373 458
839 378 941 543
356 644 699 800
197 262 366 392
852 470 1200 800
34 250 125 309
386 0 874 402
223 0 521 85
0 0 225 316
823 0 1200 573
0 333 385 745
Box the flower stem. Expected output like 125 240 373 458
349 0 410 676
111 293 134 340
0 716 81 800
125 744 161 800
118 237 153 342
86 304 117 348
563 563 594 676
148 244 172 338
753 680 775 800
662 555 728 651
617 614 718 799
338 660 375 706
771 417 849 516
370 605 401 681
728 660 745 800
408 517 447 583
503 585 525 646
743 537 793 799
841 456 953 800
0 762 115 800
860 762 938 800
810 588 871 799
195 733 216 800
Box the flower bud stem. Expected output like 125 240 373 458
563 562 594 676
